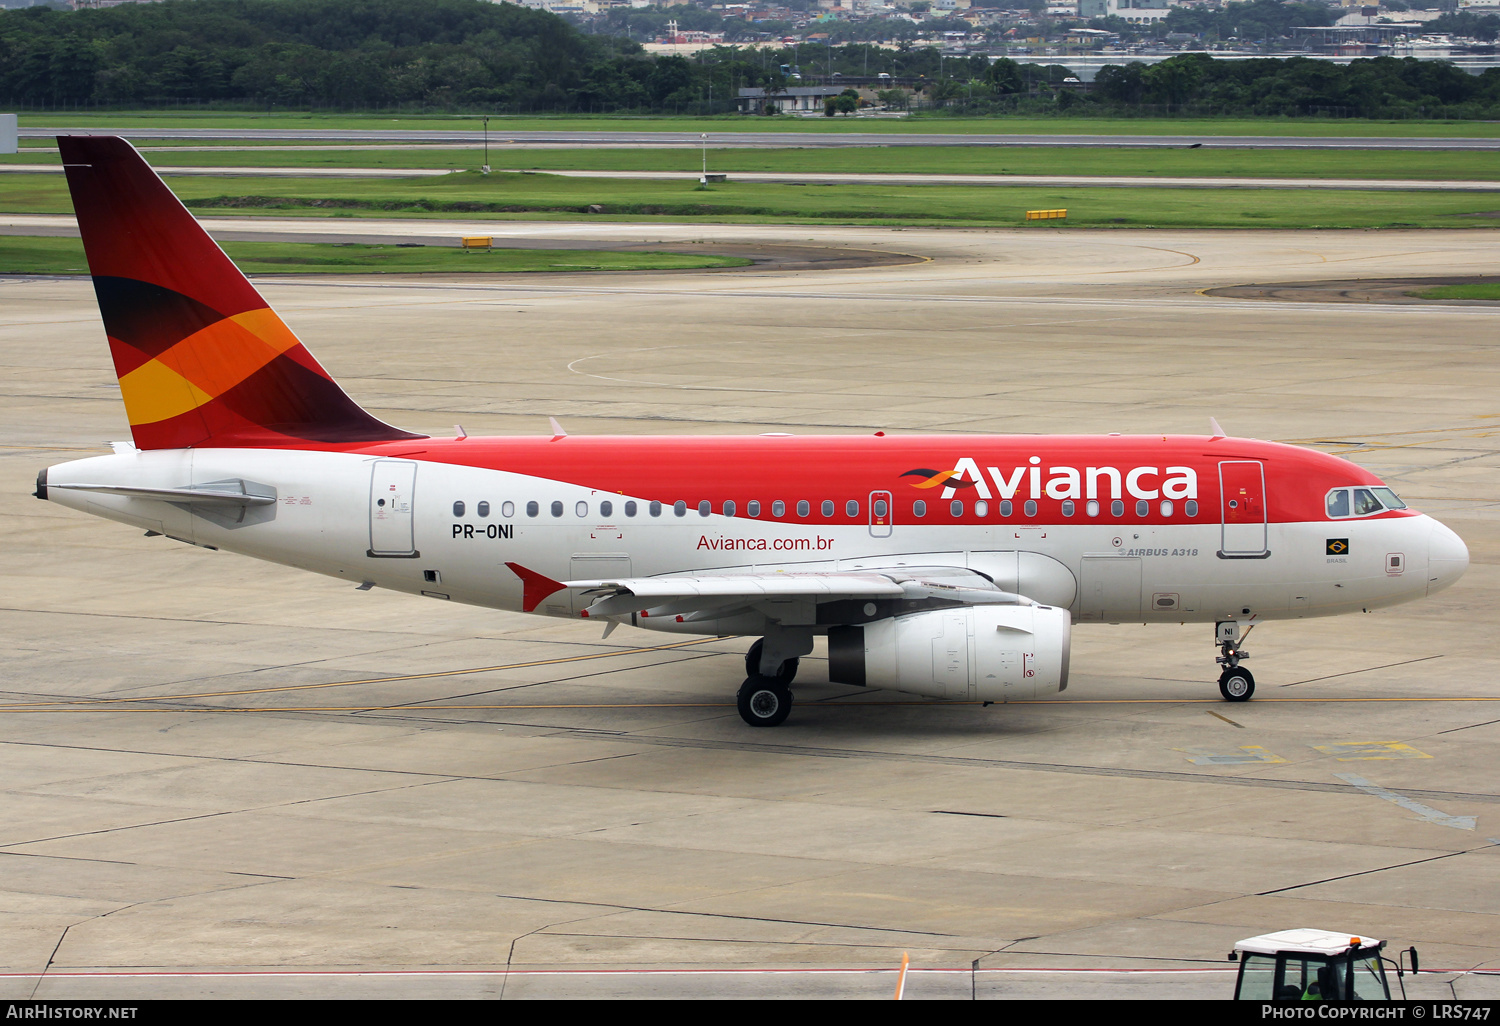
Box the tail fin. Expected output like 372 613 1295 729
58 135 424 450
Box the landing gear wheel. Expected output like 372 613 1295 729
1219 666 1255 702
744 639 799 687
737 676 793 727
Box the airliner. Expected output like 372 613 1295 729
35 137 1470 726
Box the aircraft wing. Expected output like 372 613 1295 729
506 561 1031 623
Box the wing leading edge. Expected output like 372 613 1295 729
507 561 1037 623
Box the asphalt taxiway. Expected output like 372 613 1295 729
3 225 1499 999
7 164 1500 191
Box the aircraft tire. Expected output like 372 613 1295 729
744 639 799 686
1218 667 1255 702
737 677 793 727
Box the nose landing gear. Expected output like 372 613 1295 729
1216 621 1255 702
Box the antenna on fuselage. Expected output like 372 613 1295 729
1209 417 1226 440
549 417 568 442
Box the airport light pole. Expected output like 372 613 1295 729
482 115 490 175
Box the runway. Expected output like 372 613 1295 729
3 224 1500 999
22 126 1500 150
8 164 1498 191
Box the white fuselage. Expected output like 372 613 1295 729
45 448 1465 635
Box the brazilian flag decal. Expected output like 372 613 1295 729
1327 539 1350 555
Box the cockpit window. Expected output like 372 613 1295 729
1327 486 1408 519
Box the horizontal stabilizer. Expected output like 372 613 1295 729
50 483 277 507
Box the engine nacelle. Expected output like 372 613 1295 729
828 604 1072 702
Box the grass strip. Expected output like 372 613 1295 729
7 145 1500 181
1407 283 1500 300
0 236 750 275
20 112 1500 137
4 172 1499 229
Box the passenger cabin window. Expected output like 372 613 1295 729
674 500 687 517
453 501 465 517
600 500 613 518
950 500 963 517
748 500 761 517
999 500 1012 517
913 500 926 518
1136 499 1149 517
1061 500 1074 517
724 500 736 518
772 500 785 517
821 500 834 517
649 500 662 517
624 501 637 517
698 500 711 517
974 500 988 517
1024 500 1037 517
1085 500 1098 517
477 501 489 518
526 501 539 517
576 501 588 517
501 501 515 518
873 499 887 518
1185 500 1198 517
1111 499 1124 517
846 499 859 517
550 501 563 518
797 500 810 517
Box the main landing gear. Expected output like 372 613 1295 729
1216 620 1255 702
737 635 806 727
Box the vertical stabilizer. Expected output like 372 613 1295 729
59 135 424 450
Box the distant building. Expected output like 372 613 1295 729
513 0 601 11
658 20 726 44
1065 27 1114 45
1105 0 1173 23
737 85 850 113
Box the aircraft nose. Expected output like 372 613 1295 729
1427 517 1469 596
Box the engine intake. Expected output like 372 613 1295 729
828 604 1071 702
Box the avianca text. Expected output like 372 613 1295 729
943 457 1197 501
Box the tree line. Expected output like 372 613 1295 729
1 0 1497 118
1085 53 1500 119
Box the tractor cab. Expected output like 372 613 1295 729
1231 929 1416 1001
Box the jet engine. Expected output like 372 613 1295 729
827 604 1071 702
